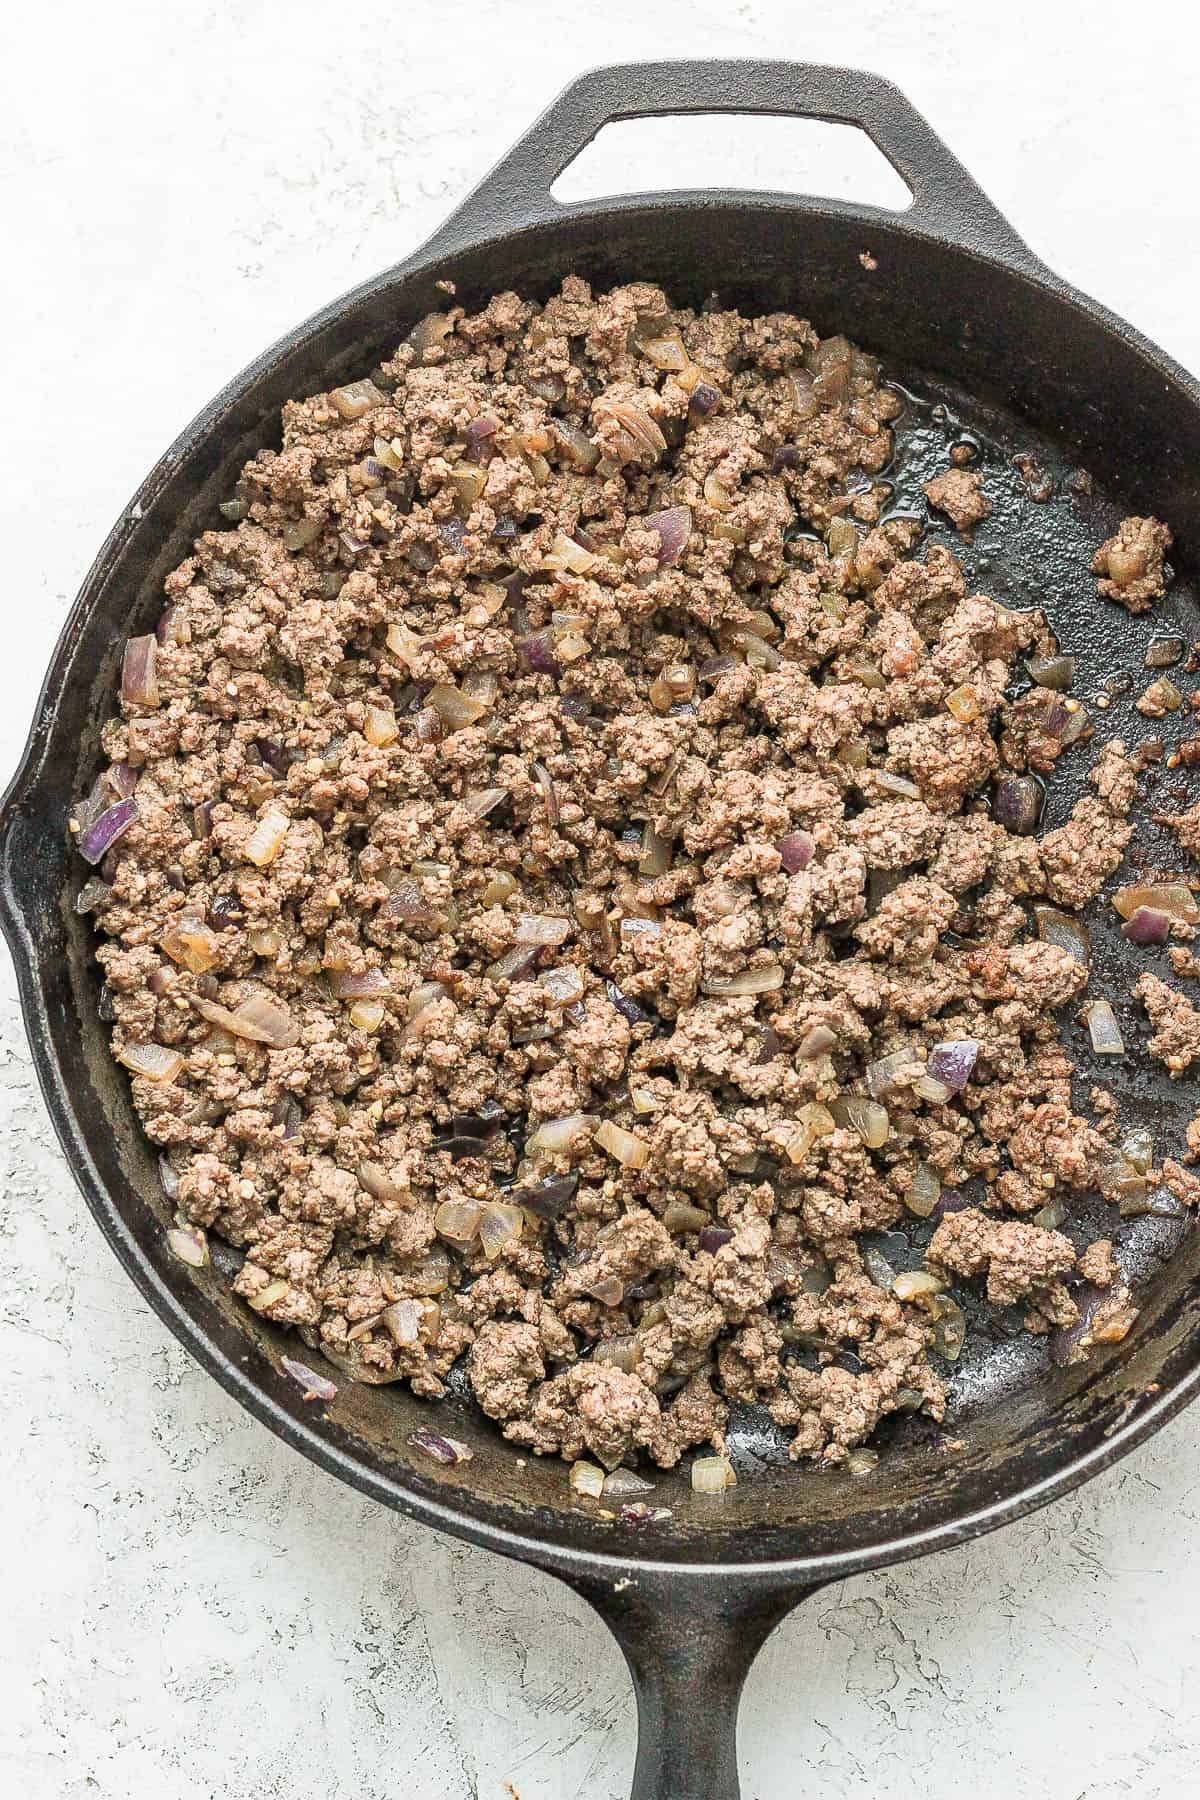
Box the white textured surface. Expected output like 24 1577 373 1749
2 3 1199 1795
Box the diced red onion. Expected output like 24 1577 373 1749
281 1357 338 1402
117 1041 184 1082
511 1174 579 1219
167 1224 208 1268
383 877 439 926
698 1224 734 1253
514 913 570 947
689 380 722 416
191 991 299 1049
329 966 390 1001
75 876 113 914
1033 905 1090 966
526 1112 597 1157
487 943 544 983
701 963 785 997
79 796 138 864
532 759 560 827
876 771 921 800
157 603 191 647
121 634 160 708
1025 654 1075 690
929 1187 969 1223
926 1038 979 1093
428 682 486 730
595 1120 650 1169
1123 905 1172 946
540 963 585 1005
434 1199 482 1249
408 1427 473 1466
993 776 1043 835
777 830 815 873
1084 999 1125 1056
518 631 560 675
641 504 692 567
797 1023 837 1059
464 415 499 462
108 762 138 800
330 378 385 420
639 822 672 878
479 1202 524 1260
1114 882 1198 923
245 809 289 868
606 979 651 1026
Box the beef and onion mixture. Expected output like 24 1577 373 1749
74 279 1199 1487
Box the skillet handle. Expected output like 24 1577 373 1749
421 59 1044 275
566 1570 823 1799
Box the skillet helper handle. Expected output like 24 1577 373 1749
569 1572 819 1800
422 59 1044 274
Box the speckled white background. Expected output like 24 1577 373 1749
3 3 1200 1795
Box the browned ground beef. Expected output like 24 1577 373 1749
72 279 1187 1474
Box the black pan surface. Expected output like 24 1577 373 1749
4 61 1200 1799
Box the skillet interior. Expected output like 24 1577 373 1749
7 196 1200 1575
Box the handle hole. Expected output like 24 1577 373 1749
551 114 913 209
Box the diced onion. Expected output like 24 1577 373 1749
167 1224 209 1267
407 1426 474 1466
117 1042 184 1082
540 964 585 1005
434 1200 482 1249
514 913 570 947
1084 999 1125 1056
479 1202 524 1260
121 635 160 708
190 991 300 1049
701 963 785 997
1114 882 1198 924
926 1039 979 1094
785 1102 836 1164
245 808 289 867
831 1095 890 1148
569 1461 607 1499
691 1455 736 1495
777 831 815 874
1123 905 1172 946
349 999 385 1032
595 1120 650 1169
428 683 486 730
904 1161 942 1218
876 772 921 799
894 1270 946 1302
330 378 385 420
329 966 390 1001
363 705 398 747
526 1112 598 1157
1033 905 1090 966
866 1047 924 1099
160 922 220 973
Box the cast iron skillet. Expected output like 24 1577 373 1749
5 60 1200 1799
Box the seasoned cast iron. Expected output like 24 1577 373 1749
5 61 1200 1799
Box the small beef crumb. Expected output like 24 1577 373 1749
1135 972 1200 1075
1077 1239 1117 1288
927 1209 1075 1307
74 278 1182 1478
925 467 992 536
1092 515 1173 613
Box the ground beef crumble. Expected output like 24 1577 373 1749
73 282 1184 1477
